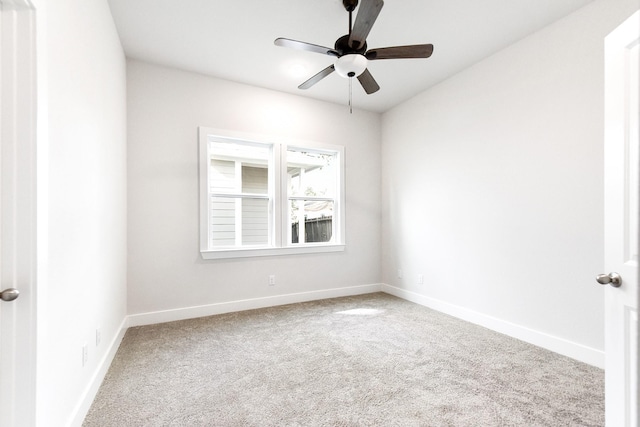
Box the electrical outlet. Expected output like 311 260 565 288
268 275 276 286
82 343 88 367
397 269 403 279
417 274 424 285
96 328 101 347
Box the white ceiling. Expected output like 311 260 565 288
107 0 595 113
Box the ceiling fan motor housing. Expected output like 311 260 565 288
335 34 367 55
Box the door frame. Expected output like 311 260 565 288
0 0 38 425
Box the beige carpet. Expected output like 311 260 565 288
83 293 603 426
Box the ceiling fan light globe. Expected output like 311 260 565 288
335 54 367 78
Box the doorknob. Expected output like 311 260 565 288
0 288 19 302
596 272 622 288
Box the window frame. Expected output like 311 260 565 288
199 127 345 260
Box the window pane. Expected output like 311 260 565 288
209 141 269 194
210 196 269 247
242 165 268 195
242 198 269 245
287 149 336 197
290 200 333 244
210 159 235 193
210 196 236 247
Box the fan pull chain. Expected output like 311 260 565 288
349 77 353 114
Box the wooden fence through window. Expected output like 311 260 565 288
292 217 332 243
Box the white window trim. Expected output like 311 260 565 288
199 127 346 260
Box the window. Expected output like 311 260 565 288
199 128 345 259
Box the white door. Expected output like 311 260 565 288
603 10 640 427
0 1 37 426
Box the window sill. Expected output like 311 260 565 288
200 244 345 260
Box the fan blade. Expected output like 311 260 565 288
274 38 339 57
366 44 434 60
357 68 380 94
348 0 384 50
299 65 336 90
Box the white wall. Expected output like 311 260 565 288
381 0 639 366
36 0 127 425
126 60 381 317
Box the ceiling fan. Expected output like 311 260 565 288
274 0 434 96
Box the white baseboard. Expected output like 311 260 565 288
68 317 128 427
126 284 384 328
381 284 604 368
